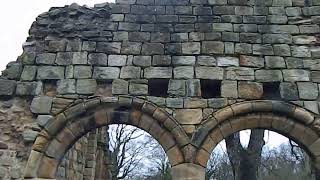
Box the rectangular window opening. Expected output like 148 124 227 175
263 82 281 100
148 79 169 97
201 80 221 98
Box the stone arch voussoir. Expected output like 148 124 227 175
24 96 189 179
191 100 320 168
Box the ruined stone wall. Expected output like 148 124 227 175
0 0 319 179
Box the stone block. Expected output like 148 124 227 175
20 52 36 64
238 81 263 99
74 66 92 79
212 23 233 32
297 82 318 100
226 67 254 80
291 46 311 57
274 44 291 57
197 56 216 66
235 43 252 54
48 40 66 52
172 56 196 66
258 25 299 34
37 66 65 80
168 80 186 97
175 109 203 124
151 32 170 42
88 53 108 66
273 0 292 6
31 96 53 114
286 7 302 16
239 55 264 67
171 163 205 180
265 56 286 68
193 6 212 15
208 98 228 108
175 6 192 14
153 55 172 66
72 52 88 64
166 98 184 108
93 67 120 79
3 63 23 80
253 44 274 55
133 56 152 67
174 66 194 79
235 6 253 15
96 42 121 54
82 41 96 51
186 79 201 97
280 82 299 100
141 43 164 55
165 43 182 54
182 42 201 54
129 83 148 95
0 79 16 96
120 66 141 79
36 53 56 64
76 79 97 94
202 41 224 54
221 80 238 98
128 32 151 42
195 67 224 80
184 98 207 108
144 67 173 79
234 24 258 32
255 70 283 82
283 69 310 82
108 55 127 66
112 79 128 95
21 66 37 81
217 56 239 67
57 79 76 94
263 34 292 44
16 82 41 96
55 52 73 65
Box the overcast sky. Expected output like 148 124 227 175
0 0 114 71
0 0 289 148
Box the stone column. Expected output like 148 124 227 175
171 163 205 180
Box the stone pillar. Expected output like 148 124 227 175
94 127 112 180
171 163 205 180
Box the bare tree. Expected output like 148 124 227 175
109 124 152 180
225 129 265 180
108 125 170 180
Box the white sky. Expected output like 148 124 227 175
0 0 114 71
0 0 290 148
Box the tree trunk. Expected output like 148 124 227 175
225 129 265 180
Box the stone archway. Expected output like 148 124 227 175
24 96 189 179
192 100 320 170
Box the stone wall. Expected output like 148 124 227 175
0 0 319 179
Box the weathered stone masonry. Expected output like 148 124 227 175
0 0 320 179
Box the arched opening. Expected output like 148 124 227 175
192 101 320 180
206 129 317 180
24 97 188 179
57 124 171 180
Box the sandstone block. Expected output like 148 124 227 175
238 81 263 99
93 67 120 79
31 96 53 114
37 66 65 80
175 109 203 124
112 79 128 95
76 79 97 94
195 67 224 80
57 79 76 94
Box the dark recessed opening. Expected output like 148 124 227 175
263 82 281 100
201 80 221 98
43 80 57 97
148 79 169 97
